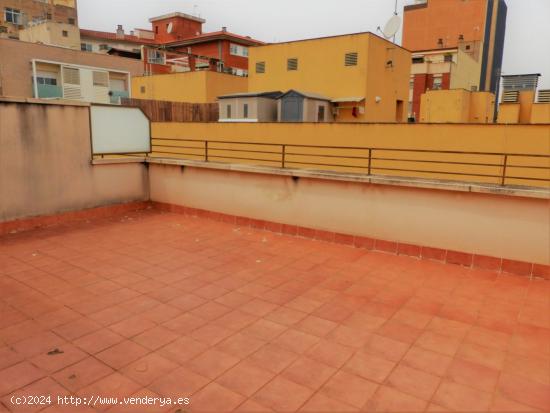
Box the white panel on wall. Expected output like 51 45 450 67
90 105 151 154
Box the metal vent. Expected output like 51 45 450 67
255 61 265 74
537 89 550 103
62 67 80 85
287 58 298 71
345 52 358 66
501 74 540 92
502 90 519 103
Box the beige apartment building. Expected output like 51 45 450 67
0 37 143 103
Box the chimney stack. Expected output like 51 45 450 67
222 26 227 32
116 24 124 38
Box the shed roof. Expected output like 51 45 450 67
218 91 282 99
278 89 331 101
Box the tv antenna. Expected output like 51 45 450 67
377 0 401 43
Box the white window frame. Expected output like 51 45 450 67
4 7 22 24
229 43 248 57
147 49 165 65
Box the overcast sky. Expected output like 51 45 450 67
78 0 550 88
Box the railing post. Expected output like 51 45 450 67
282 144 286 168
501 154 508 186
368 148 372 175
205 141 208 162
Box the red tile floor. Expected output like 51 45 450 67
0 209 549 412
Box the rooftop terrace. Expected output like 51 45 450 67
1 208 549 412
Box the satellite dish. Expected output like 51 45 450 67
380 14 401 39
167 22 173 34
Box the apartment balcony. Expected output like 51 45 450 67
0 98 549 413
37 84 63 99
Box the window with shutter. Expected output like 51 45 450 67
255 61 265 74
63 67 80 85
93 71 109 87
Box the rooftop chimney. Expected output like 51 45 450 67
116 24 124 39
222 26 227 32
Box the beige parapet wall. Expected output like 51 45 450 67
148 163 550 265
151 122 550 187
0 99 149 222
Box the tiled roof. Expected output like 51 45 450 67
80 29 158 44
80 28 263 48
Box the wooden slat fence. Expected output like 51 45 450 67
121 98 218 122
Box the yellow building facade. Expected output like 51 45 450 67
498 91 550 124
131 71 248 103
248 32 411 122
420 89 495 123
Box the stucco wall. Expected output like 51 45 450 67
0 100 149 222
149 163 549 265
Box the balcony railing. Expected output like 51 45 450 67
109 90 130 105
149 138 550 188
37 84 63 99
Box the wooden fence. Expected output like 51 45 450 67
121 98 219 122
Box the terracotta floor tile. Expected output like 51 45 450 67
320 370 378 408
95 340 149 370
306 339 355 368
248 343 299 374
149 366 209 398
132 326 179 351
264 306 308 326
326 325 372 348
233 399 274 412
189 301 232 321
190 323 235 347
186 349 240 380
76 372 141 405
29 342 88 373
401 346 453 377
188 382 245 412
241 319 287 341
363 334 410 362
0 361 46 397
490 393 542 412
52 317 102 341
252 376 313 412
433 380 493 412
216 360 275 397
1 377 69 413
52 356 113 392
299 392 358 412
294 315 338 338
0 346 24 370
239 299 278 317
157 336 208 365
386 364 441 401
120 353 178 386
214 291 253 308
377 319 423 344
281 356 337 390
457 341 506 370
73 328 125 354
212 309 257 331
109 315 157 339
503 353 550 385
343 351 396 384
497 373 550 411
446 358 500 393
12 331 66 358
365 386 428 412
415 331 462 357
162 312 206 334
216 332 266 359
284 296 324 314
272 329 320 354
342 311 386 331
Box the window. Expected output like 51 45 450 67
255 61 265 74
68 17 75 25
226 105 232 118
412 57 424 64
243 104 248 119
93 71 109 87
37 77 57 86
147 49 165 64
62 67 80 85
432 77 443 90
140 86 146 93
317 105 325 122
345 52 358 66
287 58 298 71
155 26 158 34
62 30 68 37
0 26 7 33
4 8 22 25
465 45 471 50
46 13 51 20
229 43 248 57
99 44 109 51
81 43 92 52
409 79 414 89
444 54 453 63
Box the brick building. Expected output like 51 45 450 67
0 0 77 38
